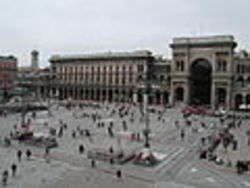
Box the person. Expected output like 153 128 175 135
45 147 50 157
2 170 8 186
108 126 114 137
116 170 122 178
175 121 179 129
11 163 17 177
26 149 32 160
201 137 206 145
58 126 63 137
233 140 238 151
72 130 76 138
4 137 11 147
136 133 140 141
17 150 22 162
91 159 95 168
110 158 114 165
180 129 185 141
79 144 84 154
122 121 127 131
79 129 84 136
9 131 13 138
109 146 113 154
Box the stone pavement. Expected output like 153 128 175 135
1 101 249 187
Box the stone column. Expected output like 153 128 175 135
243 94 247 108
184 84 189 104
170 83 175 106
62 88 66 99
160 94 164 105
211 82 216 110
226 86 231 110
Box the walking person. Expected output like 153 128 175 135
2 170 8 186
17 150 22 162
11 163 17 177
79 144 84 154
116 170 122 178
91 159 96 168
26 149 32 160
44 147 50 158
180 129 185 141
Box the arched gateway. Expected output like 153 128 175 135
190 59 212 105
170 35 237 110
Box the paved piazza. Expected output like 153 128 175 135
1 102 250 188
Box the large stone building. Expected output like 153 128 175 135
48 50 170 105
43 35 250 110
169 35 250 110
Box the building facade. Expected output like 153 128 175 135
47 50 170 105
169 35 250 110
233 51 250 109
0 55 18 89
41 35 250 110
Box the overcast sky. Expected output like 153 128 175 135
0 0 250 67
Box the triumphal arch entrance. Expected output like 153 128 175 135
170 36 237 110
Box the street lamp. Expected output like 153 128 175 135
138 76 152 148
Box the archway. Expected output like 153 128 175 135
108 89 113 102
59 88 63 100
114 89 119 102
102 90 106 101
163 92 169 104
235 76 244 87
235 94 243 109
96 89 100 101
85 90 89 100
175 87 184 102
246 94 250 105
69 88 73 99
190 59 212 105
156 90 161 104
90 90 94 100
80 89 84 100
216 88 227 106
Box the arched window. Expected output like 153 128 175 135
235 94 243 109
222 60 227 72
160 75 165 82
122 65 126 72
129 65 132 72
235 76 244 87
137 75 143 82
175 87 184 102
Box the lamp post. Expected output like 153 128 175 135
139 77 152 148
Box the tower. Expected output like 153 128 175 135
31 50 39 69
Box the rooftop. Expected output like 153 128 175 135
171 35 237 48
173 35 235 44
0 55 17 62
50 50 153 62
